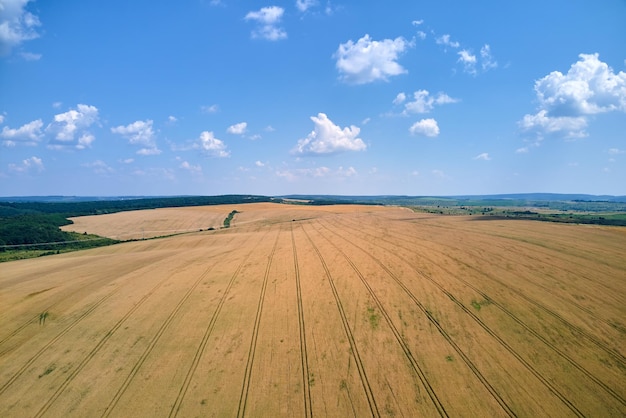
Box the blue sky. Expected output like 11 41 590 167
1 0 625 196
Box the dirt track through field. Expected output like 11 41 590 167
2 203 625 417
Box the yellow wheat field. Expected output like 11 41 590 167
1 203 625 417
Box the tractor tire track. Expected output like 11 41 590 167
299 224 380 418
33 234 244 418
34 266 180 418
168 228 269 418
100 257 230 417
310 223 451 417
291 225 313 418
0 285 122 397
391 215 623 295
319 219 587 417
353 222 626 407
236 226 281 418
312 221 516 417
339 215 626 366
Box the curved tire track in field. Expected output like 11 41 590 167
310 223 452 418
340 215 626 366
236 227 281 418
168 229 269 418
321 219 591 417
291 225 313 418
0 286 122 397
299 224 380 418
312 221 516 417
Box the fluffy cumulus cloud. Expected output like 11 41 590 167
227 122 247 135
245 6 287 41
398 90 459 114
0 0 41 56
197 131 229 157
8 155 43 173
292 113 366 155
111 119 160 155
1 118 43 146
409 118 440 137
334 34 411 84
46 104 99 150
520 53 626 139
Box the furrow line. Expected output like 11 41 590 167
300 224 380 418
0 286 121 396
291 225 313 418
100 261 218 417
311 222 450 418
314 221 516 417
168 228 269 418
34 262 182 418
236 227 281 418
321 219 586 417
339 216 626 365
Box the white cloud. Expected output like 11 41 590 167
608 148 624 155
52 101 62 109
0 113 4 124
480 44 497 71
519 110 588 138
534 53 626 117
245 6 287 41
409 118 439 137
82 160 114 175
180 161 202 174
393 92 406 105
276 165 357 181
436 34 459 49
474 152 491 161
515 147 529 154
111 119 161 155
1 118 43 146
8 156 43 173
292 113 366 155
520 53 625 146
201 104 219 114
416 31 426 40
334 34 411 84
46 104 99 150
197 131 229 157
167 115 177 123
296 0 317 12
0 0 42 56
457 49 477 74
400 90 459 114
255 160 265 167
19 51 40 60
227 122 247 135
412 19 424 26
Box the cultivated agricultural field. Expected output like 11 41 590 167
1 203 625 417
